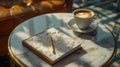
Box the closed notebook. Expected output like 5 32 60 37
22 28 82 65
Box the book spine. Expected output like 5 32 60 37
22 40 53 65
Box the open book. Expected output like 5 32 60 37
22 28 82 65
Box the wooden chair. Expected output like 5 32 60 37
0 0 73 56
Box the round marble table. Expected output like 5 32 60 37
8 13 117 67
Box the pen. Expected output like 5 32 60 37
48 35 56 55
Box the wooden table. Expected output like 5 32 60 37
8 13 117 67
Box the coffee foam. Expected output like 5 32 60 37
75 10 93 18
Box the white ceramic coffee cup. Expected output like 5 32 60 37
73 9 97 30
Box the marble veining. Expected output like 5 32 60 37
9 13 115 67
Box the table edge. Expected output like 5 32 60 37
8 13 117 67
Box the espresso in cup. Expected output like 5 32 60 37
74 10 93 18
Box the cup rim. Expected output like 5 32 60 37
73 9 94 19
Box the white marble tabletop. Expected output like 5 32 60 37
8 13 116 67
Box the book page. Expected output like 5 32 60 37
24 28 81 61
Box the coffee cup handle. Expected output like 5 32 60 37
93 14 99 19
90 14 98 23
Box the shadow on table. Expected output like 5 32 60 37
11 12 117 67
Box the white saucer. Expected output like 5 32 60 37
68 19 98 33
